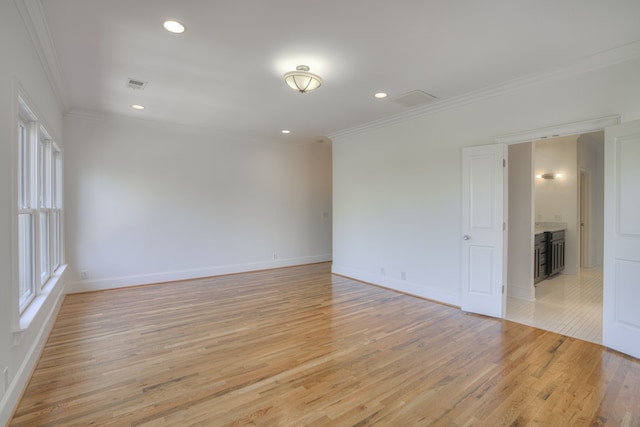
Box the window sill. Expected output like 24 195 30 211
15 264 67 344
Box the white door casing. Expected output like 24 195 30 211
580 170 591 268
603 120 640 359
461 144 507 318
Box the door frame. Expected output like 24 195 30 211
580 169 591 268
481 115 621 319
495 116 621 145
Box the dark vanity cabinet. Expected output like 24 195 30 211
534 229 565 284
546 230 565 277
534 232 547 284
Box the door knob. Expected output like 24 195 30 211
463 235 470 240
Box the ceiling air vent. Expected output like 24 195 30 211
391 90 438 107
126 78 148 90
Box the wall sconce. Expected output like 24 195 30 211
540 173 555 179
536 172 564 180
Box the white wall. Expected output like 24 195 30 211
0 1 65 424
331 57 640 307
535 136 578 275
508 142 534 300
64 113 332 291
578 133 605 267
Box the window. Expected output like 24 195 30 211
17 97 64 314
51 148 62 270
18 114 35 311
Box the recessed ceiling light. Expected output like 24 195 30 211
281 130 291 134
374 92 388 99
163 20 186 34
132 104 145 110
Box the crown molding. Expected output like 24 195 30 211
13 77 62 143
14 0 69 111
495 115 621 145
328 41 640 141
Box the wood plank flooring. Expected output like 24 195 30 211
10 262 640 426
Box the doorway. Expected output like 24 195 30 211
504 131 605 344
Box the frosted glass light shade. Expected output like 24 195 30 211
284 65 322 93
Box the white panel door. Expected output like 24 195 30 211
603 120 640 359
461 144 507 318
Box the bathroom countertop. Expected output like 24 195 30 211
535 222 567 234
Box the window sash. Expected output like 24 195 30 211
51 210 61 270
52 148 62 209
40 210 50 285
18 212 35 311
18 121 28 209
39 137 52 209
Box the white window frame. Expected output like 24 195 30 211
51 145 63 271
17 108 37 313
16 95 64 316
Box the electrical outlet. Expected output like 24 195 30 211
272 252 278 260
80 270 88 280
401 272 406 280
380 268 386 276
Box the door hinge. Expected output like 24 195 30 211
503 159 506 167
502 285 505 294
503 222 506 231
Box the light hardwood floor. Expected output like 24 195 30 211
10 263 640 426
507 268 603 344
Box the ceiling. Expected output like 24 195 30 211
31 0 640 143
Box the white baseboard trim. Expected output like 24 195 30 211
66 255 333 293
0 282 66 427
331 264 460 307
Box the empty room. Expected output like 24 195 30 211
2 1 640 425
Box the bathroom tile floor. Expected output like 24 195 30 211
506 268 603 344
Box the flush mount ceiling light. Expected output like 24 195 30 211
284 65 322 93
163 20 186 34
132 104 145 110
374 92 388 99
